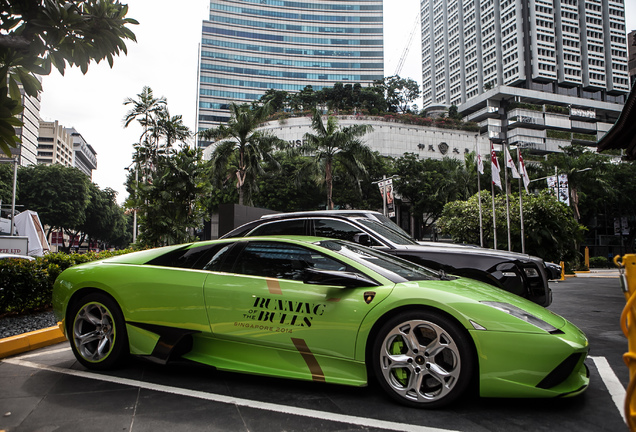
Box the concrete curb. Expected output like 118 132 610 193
0 323 66 359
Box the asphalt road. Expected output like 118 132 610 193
0 276 630 432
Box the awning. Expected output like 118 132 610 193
597 82 636 161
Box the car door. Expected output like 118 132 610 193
202 240 390 360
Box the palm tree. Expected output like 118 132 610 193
123 86 168 174
199 102 282 206
301 110 374 209
123 86 167 144
149 108 191 148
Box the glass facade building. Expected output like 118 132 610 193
197 0 385 144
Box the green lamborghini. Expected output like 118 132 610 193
52 237 589 408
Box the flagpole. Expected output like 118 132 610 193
518 150 530 254
520 176 525 253
491 180 497 249
489 140 501 250
476 135 484 247
504 143 511 251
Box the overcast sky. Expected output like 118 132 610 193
39 0 636 203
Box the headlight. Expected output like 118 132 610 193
480 301 560 333
523 267 539 278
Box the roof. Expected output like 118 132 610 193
260 209 382 220
597 82 636 160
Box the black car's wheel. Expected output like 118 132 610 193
68 292 128 370
371 310 475 408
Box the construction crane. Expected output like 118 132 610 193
394 15 420 77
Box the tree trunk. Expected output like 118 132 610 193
326 161 333 210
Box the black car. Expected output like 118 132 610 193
222 210 553 306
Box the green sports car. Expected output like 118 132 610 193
52 236 589 408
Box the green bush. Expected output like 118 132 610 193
0 249 133 315
589 256 610 268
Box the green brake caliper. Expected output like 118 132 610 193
390 338 408 385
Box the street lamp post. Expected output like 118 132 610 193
125 164 138 243
10 156 17 236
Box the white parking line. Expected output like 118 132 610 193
3 357 456 432
4 353 627 429
590 356 627 424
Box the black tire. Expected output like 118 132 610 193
371 310 475 408
67 292 129 370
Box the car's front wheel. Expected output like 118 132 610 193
371 310 474 408
68 292 128 370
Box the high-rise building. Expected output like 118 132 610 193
37 120 74 166
420 0 630 153
628 30 636 86
0 85 40 167
67 127 97 179
196 0 385 145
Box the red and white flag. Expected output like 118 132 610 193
490 142 502 189
504 145 520 179
477 152 484 175
519 151 530 192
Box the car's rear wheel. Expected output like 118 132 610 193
371 310 474 408
68 292 128 370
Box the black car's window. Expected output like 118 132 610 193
232 241 351 281
313 219 382 246
249 219 306 236
356 219 418 245
147 243 227 269
317 240 438 282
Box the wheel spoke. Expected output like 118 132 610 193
81 308 103 326
96 336 111 359
76 330 101 345
402 326 423 353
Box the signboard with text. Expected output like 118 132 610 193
0 236 28 256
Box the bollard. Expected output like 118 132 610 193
615 254 636 431
560 261 565 281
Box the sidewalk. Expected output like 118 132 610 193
572 269 621 278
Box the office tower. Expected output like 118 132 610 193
420 0 630 152
197 0 385 145
628 30 636 86
0 86 40 166
67 128 98 179
37 120 74 167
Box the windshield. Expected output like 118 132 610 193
356 218 418 246
316 239 439 282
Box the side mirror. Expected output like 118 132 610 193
303 268 378 288
353 233 372 246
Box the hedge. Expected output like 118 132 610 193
0 249 133 316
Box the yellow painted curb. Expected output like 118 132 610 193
0 323 67 359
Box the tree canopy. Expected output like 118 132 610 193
438 190 586 263
300 110 374 209
0 0 138 156
199 102 284 206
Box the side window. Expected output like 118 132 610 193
233 241 349 281
201 244 236 272
313 219 381 246
249 219 306 236
147 244 223 269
